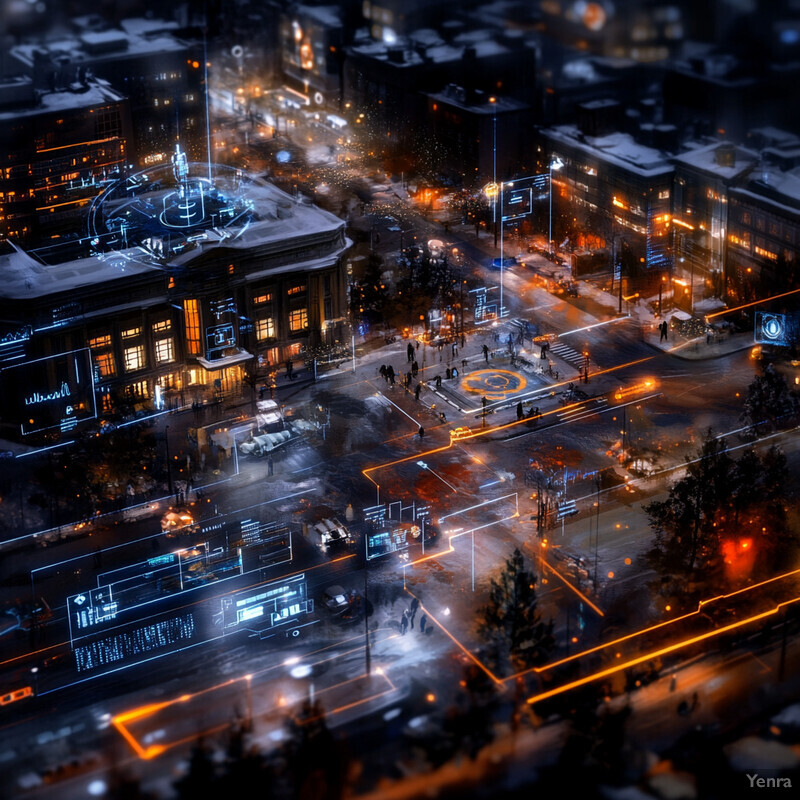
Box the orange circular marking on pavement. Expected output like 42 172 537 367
462 369 527 399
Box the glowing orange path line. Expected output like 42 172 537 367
538 557 604 618
526 595 800 706
113 665 398 760
705 288 800 320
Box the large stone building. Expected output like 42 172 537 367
0 152 351 442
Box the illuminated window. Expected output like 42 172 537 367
289 308 308 331
658 190 670 199
121 326 141 339
256 317 276 340
253 293 273 304
183 298 201 355
152 319 172 334
126 380 150 398
154 338 175 363
286 342 302 357
123 344 146 372
741 211 751 225
754 246 778 261
287 284 306 296
95 351 116 377
89 334 112 349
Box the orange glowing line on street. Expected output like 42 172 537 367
538 557 604 617
533 565 800 673
705 288 800 319
527 596 800 706
114 666 398 759
405 595 504 685
698 566 800 606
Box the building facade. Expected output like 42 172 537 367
0 161 350 441
0 77 132 246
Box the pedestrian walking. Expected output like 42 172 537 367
400 610 409 635
414 383 421 401
483 344 489 363
409 597 419 627
407 342 414 362
379 364 387 381
418 426 425 439
412 360 419 377
461 333 466 348
659 321 668 342
419 614 427 634
452 342 457 357
516 402 524 420
405 372 412 389
416 340 420 351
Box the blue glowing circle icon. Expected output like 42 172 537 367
763 315 784 340
276 150 291 164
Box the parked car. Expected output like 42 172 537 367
305 518 353 553
321 585 351 614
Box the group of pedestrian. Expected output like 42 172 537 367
400 596 427 635
379 364 396 386
658 320 669 342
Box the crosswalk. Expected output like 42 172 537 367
548 340 585 369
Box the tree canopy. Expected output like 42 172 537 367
477 548 554 674
646 429 796 607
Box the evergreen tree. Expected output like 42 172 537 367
740 364 798 436
477 548 554 674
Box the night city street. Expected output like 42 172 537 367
2 1 800 798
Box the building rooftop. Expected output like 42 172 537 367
543 125 673 178
0 78 125 121
11 25 187 68
732 167 800 213
0 168 346 301
673 141 759 181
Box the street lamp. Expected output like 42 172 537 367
549 157 564 255
582 349 590 384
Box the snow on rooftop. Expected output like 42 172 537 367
0 174 346 300
0 79 125 120
673 141 759 180
297 5 342 28
11 25 186 65
119 17 180 37
733 166 800 211
545 125 673 177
